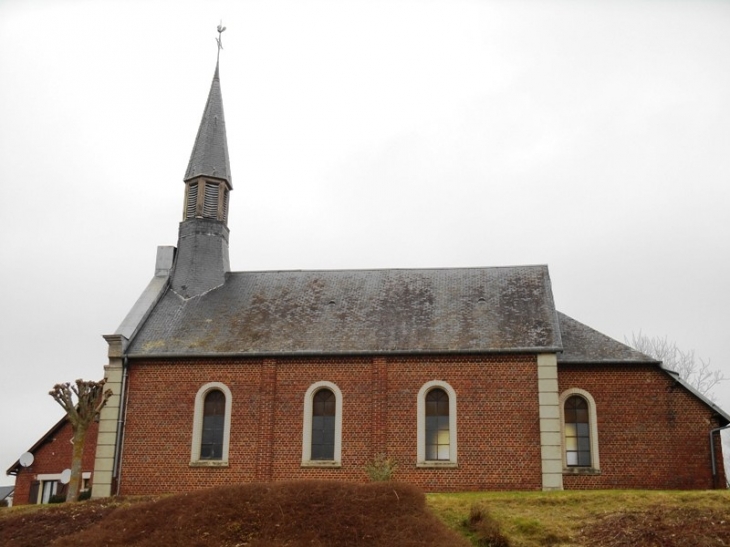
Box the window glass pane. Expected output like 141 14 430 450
437 430 450 445
204 390 225 415
426 423 438 445
426 400 438 416
311 389 336 460
200 390 225 460
426 389 449 415
425 388 451 461
564 395 592 467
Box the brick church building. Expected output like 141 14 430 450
9 55 727 504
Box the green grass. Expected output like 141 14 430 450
427 489 730 546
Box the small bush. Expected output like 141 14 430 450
78 490 91 501
49 494 66 504
464 504 510 547
365 454 398 482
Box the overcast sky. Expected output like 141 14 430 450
1 0 729 486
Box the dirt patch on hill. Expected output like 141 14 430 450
0 481 469 547
581 505 730 547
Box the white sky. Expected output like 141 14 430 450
1 0 729 486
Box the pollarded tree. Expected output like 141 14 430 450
627 332 724 400
49 379 112 502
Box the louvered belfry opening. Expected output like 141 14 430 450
184 176 231 224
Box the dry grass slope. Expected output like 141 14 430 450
0 481 469 547
427 489 730 547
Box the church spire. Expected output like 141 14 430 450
182 23 232 224
172 26 232 299
183 61 232 188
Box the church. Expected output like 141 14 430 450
74 56 727 498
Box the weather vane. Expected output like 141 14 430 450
216 21 227 63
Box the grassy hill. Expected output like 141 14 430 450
1 483 728 546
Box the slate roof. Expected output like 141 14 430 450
126 265 562 356
556 312 658 364
184 62 232 186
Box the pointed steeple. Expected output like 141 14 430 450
172 33 233 299
184 61 232 187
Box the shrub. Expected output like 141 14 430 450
78 490 92 501
463 504 510 547
365 454 398 482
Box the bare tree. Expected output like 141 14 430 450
49 379 112 502
627 332 724 400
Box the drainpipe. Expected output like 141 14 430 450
112 356 129 495
709 423 730 487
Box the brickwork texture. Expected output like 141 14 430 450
115 355 724 495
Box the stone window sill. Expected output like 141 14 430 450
190 460 229 468
301 460 342 468
563 467 601 475
417 461 458 469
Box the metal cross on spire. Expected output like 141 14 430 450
216 21 226 63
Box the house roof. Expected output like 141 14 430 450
6 415 66 476
126 265 563 356
556 312 658 364
0 486 13 500
184 62 232 186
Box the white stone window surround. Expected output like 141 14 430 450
559 387 601 473
190 382 232 466
417 380 458 468
301 381 343 468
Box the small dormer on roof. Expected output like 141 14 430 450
182 59 232 225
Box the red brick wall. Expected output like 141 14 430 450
119 354 543 495
116 356 724 496
559 363 725 489
12 418 99 505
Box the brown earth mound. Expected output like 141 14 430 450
581 505 730 547
0 481 469 547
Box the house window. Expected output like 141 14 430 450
302 381 342 467
191 382 232 465
417 381 458 467
34 472 91 504
560 388 600 471
40 480 59 504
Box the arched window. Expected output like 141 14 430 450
191 382 232 465
425 388 450 460
302 381 343 466
311 389 336 460
201 390 225 460
560 388 600 471
417 381 458 467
